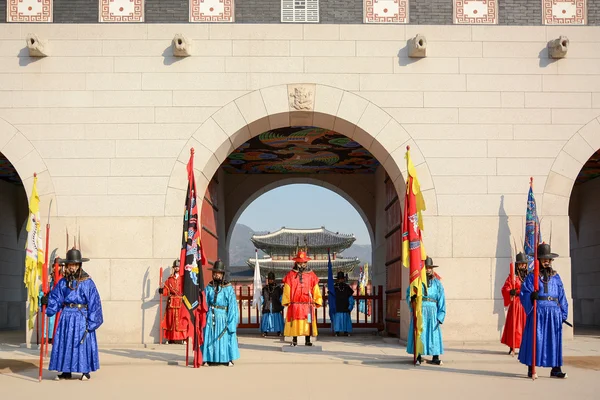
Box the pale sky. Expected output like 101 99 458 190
236 184 372 245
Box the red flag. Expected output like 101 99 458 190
401 147 428 362
180 148 208 368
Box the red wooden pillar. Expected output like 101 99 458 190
201 178 219 285
384 175 402 337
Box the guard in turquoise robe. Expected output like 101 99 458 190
406 257 446 365
201 261 240 366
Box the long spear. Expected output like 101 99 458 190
159 267 163 345
531 178 539 380
509 251 515 356
38 197 52 382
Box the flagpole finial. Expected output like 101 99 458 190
406 145 410 151
530 177 533 187
190 148 195 156
34 172 37 177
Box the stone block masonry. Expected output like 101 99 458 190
146 0 189 22
411 0 454 25
53 0 99 23
498 0 543 25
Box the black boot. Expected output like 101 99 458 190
80 373 91 381
527 365 533 378
551 367 568 379
55 372 72 381
291 336 297 346
508 347 513 355
305 336 313 346
431 355 443 366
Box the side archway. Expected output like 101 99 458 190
541 115 600 332
0 117 57 217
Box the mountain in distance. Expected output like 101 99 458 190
228 223 371 267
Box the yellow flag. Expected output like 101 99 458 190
24 175 44 330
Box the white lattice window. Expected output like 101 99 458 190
281 0 319 23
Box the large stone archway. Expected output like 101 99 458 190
166 84 438 337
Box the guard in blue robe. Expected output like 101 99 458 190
518 243 568 379
41 249 103 381
333 271 355 336
406 257 446 366
260 272 284 336
201 260 240 366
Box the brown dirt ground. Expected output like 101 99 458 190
563 356 600 371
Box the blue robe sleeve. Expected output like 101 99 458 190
556 274 569 322
436 281 446 324
227 286 239 334
520 274 534 315
349 295 355 312
46 279 65 317
85 280 104 332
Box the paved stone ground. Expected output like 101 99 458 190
1 334 599 400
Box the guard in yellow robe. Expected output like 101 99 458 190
282 250 323 346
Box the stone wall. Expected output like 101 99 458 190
570 178 600 328
0 0 598 25
0 179 27 330
0 23 597 343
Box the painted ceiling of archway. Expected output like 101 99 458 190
576 149 600 185
0 152 22 186
222 127 380 174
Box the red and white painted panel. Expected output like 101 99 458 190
454 0 497 24
543 0 586 25
99 0 144 22
364 0 408 23
190 0 234 22
7 0 53 22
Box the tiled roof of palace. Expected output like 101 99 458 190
250 227 356 250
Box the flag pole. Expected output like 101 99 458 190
531 177 539 380
159 267 163 345
510 260 515 356
37 177 50 382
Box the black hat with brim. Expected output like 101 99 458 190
515 252 527 264
424 256 438 268
208 260 226 272
537 243 559 260
57 248 89 265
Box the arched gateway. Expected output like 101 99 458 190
167 84 438 338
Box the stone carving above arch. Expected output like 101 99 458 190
0 117 56 218
166 84 438 217
542 116 600 216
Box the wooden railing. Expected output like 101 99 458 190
236 285 384 331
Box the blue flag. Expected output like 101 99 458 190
327 250 336 331
524 186 542 271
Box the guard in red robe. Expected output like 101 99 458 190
158 260 188 344
282 250 323 346
501 252 528 355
